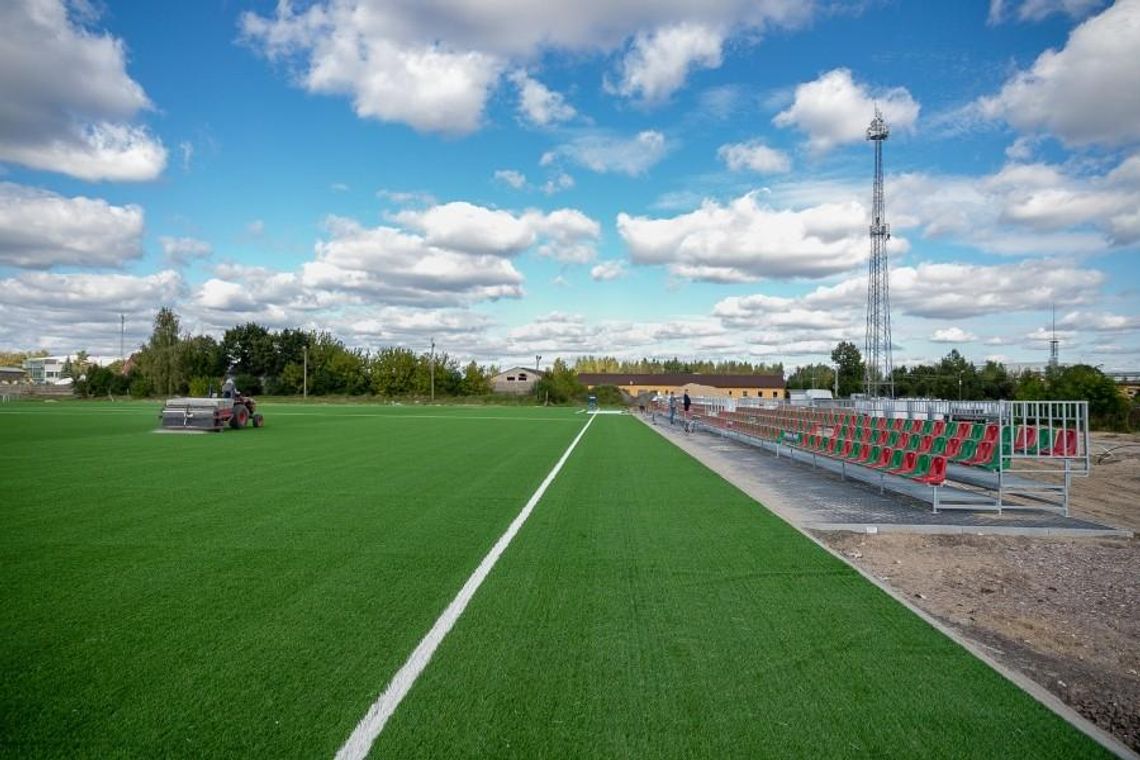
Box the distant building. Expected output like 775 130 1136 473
577 373 785 400
21 354 121 385
22 356 68 385
490 366 546 395
0 366 28 384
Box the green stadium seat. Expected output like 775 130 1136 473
889 450 918 476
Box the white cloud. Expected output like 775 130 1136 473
494 169 527 189
509 71 576 126
1057 310 1140 332
395 202 536 256
617 191 882 282
609 23 723 104
303 216 524 306
0 182 144 269
0 0 166 180
348 307 493 343
544 130 669 176
298 201 600 305
0 270 182 352
773 68 920 153
988 0 1107 25
527 208 601 263
717 140 791 173
930 327 978 343
159 236 212 266
542 172 575 194
246 219 266 236
1004 135 1042 161
801 259 1105 319
975 0 1140 146
241 1 813 133
590 260 625 281
775 152 1140 255
241 3 502 135
714 294 850 330
179 141 194 171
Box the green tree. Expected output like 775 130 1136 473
831 341 864 398
459 361 492 396
221 323 275 377
534 358 585 403
180 335 224 394
1049 364 1130 429
977 360 1014 400
371 347 420 396
936 350 978 400
787 363 835 391
136 307 182 396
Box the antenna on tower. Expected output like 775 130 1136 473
1049 303 1059 369
863 106 894 398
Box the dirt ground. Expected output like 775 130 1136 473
815 432 1140 753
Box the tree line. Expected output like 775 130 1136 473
74 308 497 400
573 355 783 375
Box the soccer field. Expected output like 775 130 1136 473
0 402 1109 758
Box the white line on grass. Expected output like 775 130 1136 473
334 412 598 760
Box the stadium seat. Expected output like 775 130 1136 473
965 440 1004 471
929 420 946 437
1031 426 1053 454
916 455 947 485
877 448 904 471
871 447 893 469
1013 425 1036 452
951 438 976 462
907 453 933 480
916 435 933 454
1051 428 1078 457
982 424 999 443
856 444 879 463
889 450 918 476
930 436 947 455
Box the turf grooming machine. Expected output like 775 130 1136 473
159 393 264 432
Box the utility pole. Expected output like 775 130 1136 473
303 345 308 400
119 313 125 361
430 338 435 402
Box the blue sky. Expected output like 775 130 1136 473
1 0 1138 372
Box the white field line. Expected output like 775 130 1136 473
334 412 597 760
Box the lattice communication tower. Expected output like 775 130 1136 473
863 107 894 398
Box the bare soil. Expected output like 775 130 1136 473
815 432 1140 753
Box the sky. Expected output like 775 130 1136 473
1 0 1138 373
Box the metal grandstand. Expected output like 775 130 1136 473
669 396 1089 516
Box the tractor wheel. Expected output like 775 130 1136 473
252 413 264 428
230 404 249 429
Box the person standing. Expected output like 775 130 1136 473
668 392 677 425
682 391 692 432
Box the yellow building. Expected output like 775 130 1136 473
577 372 785 400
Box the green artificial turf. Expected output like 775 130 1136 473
0 401 583 757
375 414 1108 759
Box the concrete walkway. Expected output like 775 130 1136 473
641 414 1130 538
